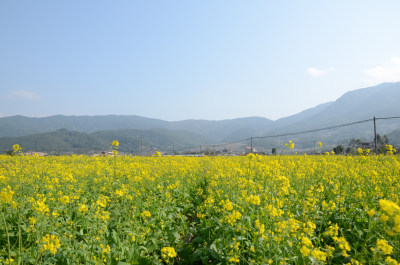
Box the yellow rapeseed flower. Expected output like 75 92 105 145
141 210 151 218
32 197 49 215
376 239 393 255
300 245 311 256
111 140 119 148
311 248 327 261
161 246 177 260
245 195 261 205
41 234 61 255
367 209 375 217
302 237 313 247
13 144 22 153
379 199 400 217
385 256 399 265
0 186 14 203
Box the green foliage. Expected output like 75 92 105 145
376 133 389 146
333 145 344 155
272 148 276 155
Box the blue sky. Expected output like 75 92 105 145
1 1 400 121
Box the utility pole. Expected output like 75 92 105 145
199 145 202 155
250 137 253 153
374 117 377 153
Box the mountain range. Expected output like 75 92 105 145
1 82 399 154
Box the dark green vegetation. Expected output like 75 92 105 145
0 128 209 155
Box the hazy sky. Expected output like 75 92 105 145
1 1 400 121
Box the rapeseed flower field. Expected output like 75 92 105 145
0 150 399 264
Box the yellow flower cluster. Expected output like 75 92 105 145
77 203 88 214
59 195 70 204
376 239 393 255
332 236 351 257
31 197 49 215
161 246 177 261
141 210 151 218
266 204 284 218
224 210 242 225
245 194 261 205
101 244 111 254
357 148 370 156
220 199 234 211
286 140 295 149
228 255 240 263
324 223 339 237
311 248 327 261
254 219 265 236
300 236 313 256
379 199 400 233
40 234 61 255
386 256 399 265
12 144 22 153
300 236 327 261
385 144 395 155
0 185 14 203
111 140 119 155
111 140 119 148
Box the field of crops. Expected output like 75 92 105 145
1 151 400 264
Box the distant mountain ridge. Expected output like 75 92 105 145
272 82 400 130
0 115 168 137
0 114 274 141
0 82 399 153
271 102 334 128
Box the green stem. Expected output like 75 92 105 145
113 154 117 182
17 154 23 264
18 210 22 265
34 252 42 265
1 209 11 265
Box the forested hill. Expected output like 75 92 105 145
0 128 210 154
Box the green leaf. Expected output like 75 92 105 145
209 243 220 259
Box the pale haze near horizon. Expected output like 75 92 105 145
1 1 400 121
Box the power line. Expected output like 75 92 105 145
376 116 400 120
254 118 373 139
177 116 400 154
